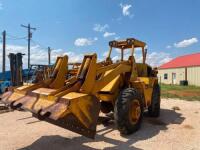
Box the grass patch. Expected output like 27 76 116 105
160 84 200 101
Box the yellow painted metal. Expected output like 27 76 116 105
31 95 58 113
98 75 122 101
39 92 100 130
135 77 157 106
49 56 68 89
15 83 44 91
130 56 138 81
139 77 151 85
106 46 112 62
129 100 141 125
92 63 131 94
98 92 118 102
100 75 121 93
136 63 148 77
17 56 74 112
0 38 159 139
0 55 68 105
59 93 100 128
144 88 153 106
2 91 26 103
139 77 156 87
32 88 57 95
80 54 97 94
109 38 146 49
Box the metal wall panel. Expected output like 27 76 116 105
187 67 200 86
158 66 200 86
158 68 185 85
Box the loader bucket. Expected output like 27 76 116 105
11 80 81 111
11 89 59 112
36 92 100 138
0 90 13 104
0 83 43 105
1 55 68 107
10 92 38 111
0 90 27 105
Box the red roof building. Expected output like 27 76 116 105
158 53 200 86
159 53 200 69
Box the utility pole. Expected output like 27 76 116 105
2 30 6 80
48 47 51 65
21 24 36 68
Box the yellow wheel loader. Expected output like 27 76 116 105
0 38 160 139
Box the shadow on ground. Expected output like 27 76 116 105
18 109 185 150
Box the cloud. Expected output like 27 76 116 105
93 24 117 39
102 51 109 57
174 37 198 48
94 37 98 41
93 24 109 32
144 52 172 67
0 2 3 10
166 45 172 49
0 44 172 71
0 44 83 70
112 56 120 62
103 32 116 38
109 50 172 66
115 48 121 53
74 37 98 47
120 3 133 17
115 36 120 40
114 48 130 55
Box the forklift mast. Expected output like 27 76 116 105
8 53 24 86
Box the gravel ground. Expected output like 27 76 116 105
0 99 200 150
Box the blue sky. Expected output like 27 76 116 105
0 0 200 69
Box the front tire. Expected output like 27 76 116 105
148 84 161 117
114 88 144 135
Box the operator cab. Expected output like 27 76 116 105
107 38 146 62
106 38 153 77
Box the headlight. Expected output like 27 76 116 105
109 41 113 46
127 39 133 45
109 41 117 47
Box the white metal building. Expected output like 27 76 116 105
158 53 200 86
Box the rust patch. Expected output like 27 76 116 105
0 105 11 114
183 124 194 129
172 106 181 111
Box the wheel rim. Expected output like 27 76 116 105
129 99 141 125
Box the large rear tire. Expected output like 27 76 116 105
114 88 144 135
148 84 161 117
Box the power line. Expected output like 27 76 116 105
31 40 53 65
31 39 48 50
7 33 27 39
1 26 53 67
7 37 27 41
6 33 27 41
5 31 52 51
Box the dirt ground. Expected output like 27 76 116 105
168 90 200 97
0 99 200 150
